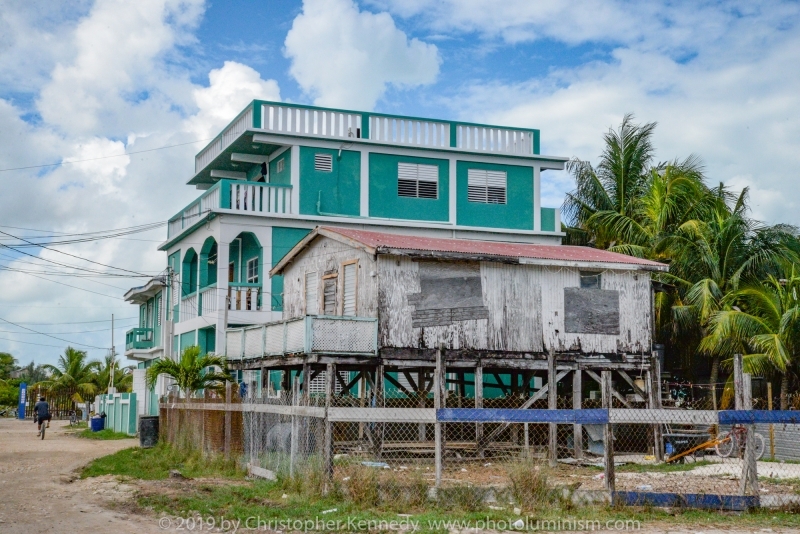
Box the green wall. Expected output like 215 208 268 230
271 227 311 311
456 161 533 230
368 153 449 221
198 327 216 355
168 251 180 321
541 207 556 232
299 147 360 217
182 249 198 296
179 331 196 352
269 150 291 185
229 233 262 284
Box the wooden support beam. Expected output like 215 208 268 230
617 370 647 400
383 373 415 399
602 370 615 493
324 363 335 485
301 362 311 405
584 369 632 409
475 364 484 458
490 372 510 396
548 347 558 468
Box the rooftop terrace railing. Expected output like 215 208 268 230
194 101 540 176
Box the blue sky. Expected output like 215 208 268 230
1 0 799 366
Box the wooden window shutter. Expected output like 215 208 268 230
305 271 319 315
322 276 337 315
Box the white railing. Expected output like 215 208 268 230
225 316 378 359
200 286 218 315
229 182 292 215
180 293 198 321
195 107 254 173
261 103 362 139
200 186 220 213
228 285 261 311
167 218 182 238
369 116 449 148
456 125 533 155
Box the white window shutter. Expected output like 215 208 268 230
342 263 357 315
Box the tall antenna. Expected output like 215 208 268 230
109 314 115 392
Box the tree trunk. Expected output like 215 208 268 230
709 356 720 409
781 372 789 411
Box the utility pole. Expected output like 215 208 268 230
109 314 115 393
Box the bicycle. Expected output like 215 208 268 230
715 424 765 460
69 410 78 427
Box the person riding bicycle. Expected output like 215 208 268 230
33 396 51 435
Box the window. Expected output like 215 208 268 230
156 296 162 326
314 153 333 172
397 162 438 199
467 169 507 204
579 271 601 289
246 257 259 284
305 271 319 315
276 158 285 173
341 261 357 315
322 274 337 315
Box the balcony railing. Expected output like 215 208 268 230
181 293 198 321
228 283 261 311
194 101 541 177
167 180 294 239
125 328 154 351
225 315 378 359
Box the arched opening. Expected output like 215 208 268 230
182 248 198 296
200 237 218 288
228 232 262 310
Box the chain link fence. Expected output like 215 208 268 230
157 358 800 510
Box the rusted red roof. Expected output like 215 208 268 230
316 226 667 270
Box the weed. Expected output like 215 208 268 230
77 428 132 440
507 459 553 510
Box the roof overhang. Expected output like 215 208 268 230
124 278 166 304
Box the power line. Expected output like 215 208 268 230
0 221 167 248
0 137 214 173
0 316 107 349
4 269 124 300
0 324 133 335
0 337 81 349
0 229 152 277
8 317 137 325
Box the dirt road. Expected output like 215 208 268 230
0 418 168 533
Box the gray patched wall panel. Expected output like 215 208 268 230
408 261 489 327
564 288 620 335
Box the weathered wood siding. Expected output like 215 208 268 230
281 236 377 319
378 256 651 354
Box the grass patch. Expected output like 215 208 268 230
81 442 244 480
77 428 133 440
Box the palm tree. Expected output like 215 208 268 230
94 355 133 394
39 347 101 398
663 189 799 390
145 345 229 399
701 272 800 409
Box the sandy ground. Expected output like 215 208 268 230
0 418 171 533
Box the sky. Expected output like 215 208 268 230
1 0 799 368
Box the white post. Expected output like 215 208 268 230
533 165 542 231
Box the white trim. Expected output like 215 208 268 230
360 150 369 216
533 165 541 231
231 153 269 164
609 409 718 425
328 407 436 422
448 157 457 225
268 145 291 162
290 145 300 213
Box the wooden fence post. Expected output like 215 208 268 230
739 368 759 496
768 382 775 460
434 344 445 487
548 347 558 468
601 370 615 494
475 364 484 458
573 369 583 460
224 381 232 458
289 375 300 478
324 363 335 484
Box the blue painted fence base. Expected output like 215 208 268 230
613 491 760 511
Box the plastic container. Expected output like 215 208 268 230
139 416 159 448
90 417 105 432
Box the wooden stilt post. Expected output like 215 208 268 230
418 369 427 441
573 369 583 460
768 382 775 460
375 363 385 459
359 370 366 441
301 362 310 406
548 347 557 467
435 344 445 487
324 363 335 484
475 363 484 458
601 370 615 493
649 354 664 461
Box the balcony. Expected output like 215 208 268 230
125 328 154 351
167 179 293 239
225 315 378 360
191 100 542 184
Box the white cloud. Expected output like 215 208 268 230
187 61 281 140
0 0 284 365
284 0 440 110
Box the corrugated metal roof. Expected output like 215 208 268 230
319 226 667 270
